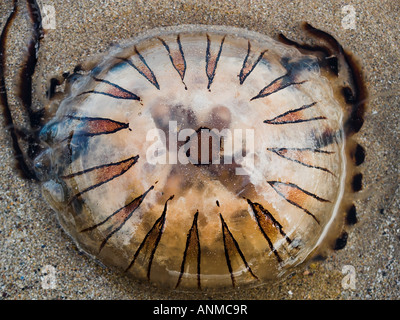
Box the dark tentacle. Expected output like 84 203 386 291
0 0 44 180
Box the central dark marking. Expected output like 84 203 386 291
185 127 222 165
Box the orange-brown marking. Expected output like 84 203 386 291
158 35 187 88
246 199 284 262
239 41 267 84
176 211 201 289
268 181 329 224
62 156 139 202
80 185 154 253
85 118 127 135
123 47 160 89
171 51 185 80
95 160 134 185
251 74 307 100
264 102 326 124
87 77 141 100
267 148 334 175
269 109 304 124
125 195 174 278
220 214 258 287
270 181 330 204
206 34 225 90
106 86 135 99
67 117 130 137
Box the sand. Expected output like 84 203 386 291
0 0 399 300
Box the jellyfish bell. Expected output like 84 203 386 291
1 19 366 290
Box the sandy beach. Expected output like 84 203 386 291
0 0 399 300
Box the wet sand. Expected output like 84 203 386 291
0 0 399 299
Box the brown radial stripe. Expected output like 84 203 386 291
158 35 187 88
263 102 326 124
205 34 226 90
266 147 334 175
246 199 283 263
66 116 130 137
62 155 139 201
238 40 267 85
120 46 160 89
125 195 174 279
80 185 155 252
251 73 307 101
267 181 330 224
80 77 141 100
220 214 258 288
247 200 292 245
176 211 201 289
